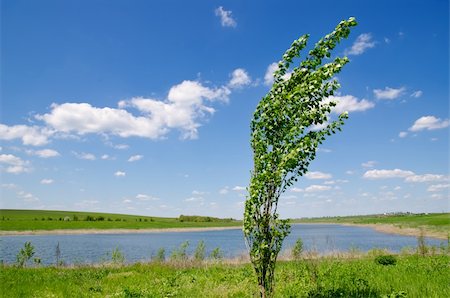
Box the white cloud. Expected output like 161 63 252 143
114 144 129 150
263 62 293 86
28 149 60 158
427 184 450 192
73 152 96 160
185 197 204 202
0 124 51 146
219 186 229 195
373 87 406 100
37 80 230 141
361 161 377 168
405 174 449 183
128 155 143 162
101 154 112 160
1 183 17 189
327 95 375 114
305 171 332 180
363 169 415 179
305 185 332 192
410 90 423 98
40 179 54 184
123 199 132 204
17 190 39 202
232 186 246 191
136 194 159 201
228 68 251 88
345 33 375 56
264 63 278 86
0 154 31 174
409 116 450 132
291 187 303 193
114 171 126 177
215 6 236 28
398 131 408 138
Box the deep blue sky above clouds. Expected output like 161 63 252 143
1 0 448 219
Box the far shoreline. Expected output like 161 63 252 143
0 222 446 240
0 226 242 236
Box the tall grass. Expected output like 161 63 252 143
1 254 448 297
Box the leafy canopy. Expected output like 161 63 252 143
243 17 357 297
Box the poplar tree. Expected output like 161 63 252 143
243 17 357 297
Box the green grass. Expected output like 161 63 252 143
0 209 241 231
294 213 450 235
1 254 448 297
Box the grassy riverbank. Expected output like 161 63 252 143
294 213 450 239
0 209 241 232
1 254 448 297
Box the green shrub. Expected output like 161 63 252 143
194 241 206 262
291 237 303 260
111 247 125 264
210 247 223 260
375 255 397 266
16 241 35 267
154 248 165 262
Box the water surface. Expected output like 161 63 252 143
0 224 443 265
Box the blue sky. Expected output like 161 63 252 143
1 0 448 219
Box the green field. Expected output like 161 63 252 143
0 209 241 231
294 213 450 235
1 254 448 297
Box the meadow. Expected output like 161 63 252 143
295 213 449 238
0 209 241 231
1 253 448 297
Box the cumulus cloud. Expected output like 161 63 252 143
373 87 406 100
36 80 230 141
215 6 236 28
305 171 332 180
40 179 54 184
28 149 60 158
228 68 251 88
408 116 449 132
363 169 415 179
0 124 51 146
326 95 375 114
345 33 375 56
128 155 143 162
0 154 31 174
114 171 126 177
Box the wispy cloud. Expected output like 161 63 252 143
128 155 143 162
345 33 375 56
0 124 51 146
305 171 332 180
410 90 423 98
40 179 54 184
373 87 406 100
363 169 414 179
27 149 60 158
73 151 96 160
215 6 237 28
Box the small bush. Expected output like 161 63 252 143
194 241 206 262
111 247 125 264
16 242 35 267
153 248 165 262
375 255 397 266
291 237 303 260
210 247 223 260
